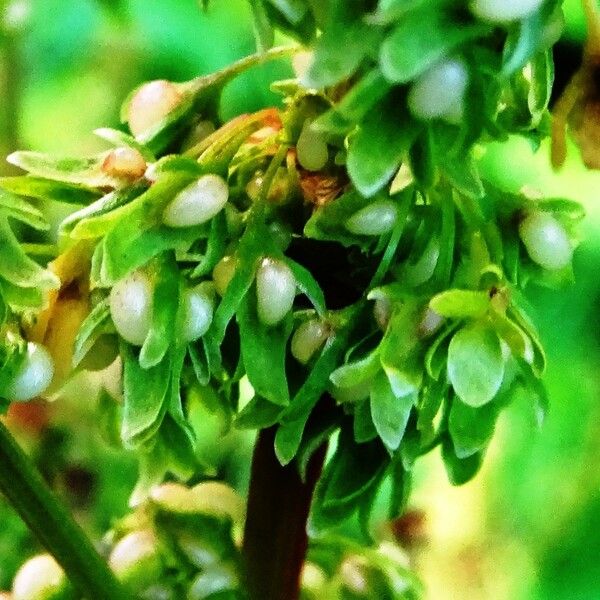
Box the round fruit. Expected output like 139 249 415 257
127 80 181 138
109 530 162 591
12 554 74 600
345 200 399 236
162 174 229 228
181 282 215 342
470 0 543 23
212 255 237 296
518 211 573 270
291 319 329 364
408 58 468 123
256 258 296 326
296 122 328 172
109 271 153 346
4 343 54 402
101 147 146 180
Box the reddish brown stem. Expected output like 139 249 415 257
242 426 327 600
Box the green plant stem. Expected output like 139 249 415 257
0 419 131 600
243 425 327 600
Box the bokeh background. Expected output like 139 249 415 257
0 1 598 598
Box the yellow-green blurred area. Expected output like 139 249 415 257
0 1 599 598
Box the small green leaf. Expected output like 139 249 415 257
370 371 413 451
139 254 180 369
281 256 326 316
0 176 100 205
447 323 504 408
188 343 210 386
441 435 483 485
94 127 155 161
234 396 283 429
330 350 380 390
237 290 291 406
6 151 123 188
0 218 58 290
379 8 488 83
448 395 500 459
347 94 421 198
353 399 378 443
0 190 49 230
72 299 113 368
121 346 170 447
429 289 489 318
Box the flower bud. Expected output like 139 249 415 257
109 530 162 592
212 255 237 296
12 554 74 600
408 58 468 123
291 319 329 364
181 282 215 342
519 211 572 270
256 258 296 326
470 0 544 23
127 80 181 138
4 343 54 402
345 200 399 236
162 174 229 228
109 270 153 346
296 123 328 172
101 147 146 180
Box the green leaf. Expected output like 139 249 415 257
442 155 484 200
191 211 228 278
0 277 45 309
0 176 100 206
379 8 488 83
304 1 381 88
188 343 210 386
0 218 58 290
353 399 378 443
448 396 500 459
429 289 489 318
347 94 421 197
6 151 123 188
121 346 171 447
424 323 458 380
0 190 49 230
502 10 545 76
313 68 392 134
311 427 387 531
441 435 482 485
275 306 360 464
140 254 181 369
281 256 326 316
234 396 283 429
72 299 113 368
370 371 413 451
60 184 146 235
389 457 412 519
237 290 291 406
250 0 274 51
447 323 504 408
304 190 375 248
527 50 554 124
329 350 380 390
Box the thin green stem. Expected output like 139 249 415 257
0 419 131 600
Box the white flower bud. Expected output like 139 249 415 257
181 282 215 342
102 147 147 180
345 200 399 236
296 123 328 172
162 174 229 228
256 258 296 326
519 211 572 271
127 80 181 138
109 530 162 590
12 554 70 600
291 319 329 364
212 255 237 297
4 343 54 402
470 0 544 23
408 58 468 123
109 271 153 346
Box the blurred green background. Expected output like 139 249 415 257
0 1 599 598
